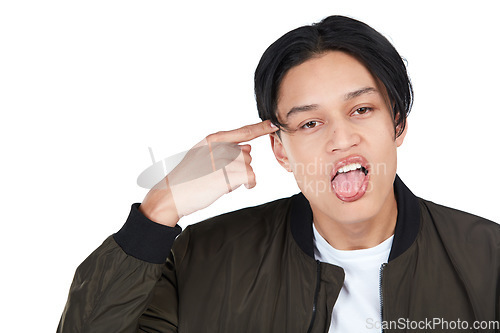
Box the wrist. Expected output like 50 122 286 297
114 203 182 264
140 186 180 227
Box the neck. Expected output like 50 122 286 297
313 191 398 251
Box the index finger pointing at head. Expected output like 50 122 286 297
210 120 279 143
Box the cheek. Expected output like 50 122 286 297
283 140 330 194
282 136 320 171
370 136 398 179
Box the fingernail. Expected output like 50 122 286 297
270 122 278 129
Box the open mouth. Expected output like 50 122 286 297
331 158 370 202
335 163 368 176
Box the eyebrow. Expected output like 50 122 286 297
285 86 379 120
344 86 378 100
285 104 320 120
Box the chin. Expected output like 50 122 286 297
305 188 380 226
330 195 380 224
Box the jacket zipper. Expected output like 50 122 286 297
306 260 322 333
379 263 387 333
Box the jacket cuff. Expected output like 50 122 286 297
113 203 182 264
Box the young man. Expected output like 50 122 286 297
58 16 500 332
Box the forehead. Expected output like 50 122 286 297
277 51 381 116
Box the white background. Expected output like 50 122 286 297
1 0 499 330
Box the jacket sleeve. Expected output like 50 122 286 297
57 203 182 333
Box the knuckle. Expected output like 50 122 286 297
247 167 255 179
207 131 224 142
206 133 216 142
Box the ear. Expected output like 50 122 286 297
395 119 408 147
270 133 292 172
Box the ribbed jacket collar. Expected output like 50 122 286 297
289 174 421 262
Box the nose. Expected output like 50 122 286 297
325 118 361 153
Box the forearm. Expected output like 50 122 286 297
57 204 181 333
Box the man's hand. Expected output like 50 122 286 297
139 120 279 227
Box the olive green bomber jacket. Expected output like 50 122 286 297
57 176 500 332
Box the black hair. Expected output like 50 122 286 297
254 15 413 138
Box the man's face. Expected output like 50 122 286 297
271 51 406 225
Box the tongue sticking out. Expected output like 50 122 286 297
331 169 366 199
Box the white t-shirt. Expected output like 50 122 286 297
313 223 393 333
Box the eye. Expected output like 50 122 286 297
352 107 373 116
300 121 321 129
